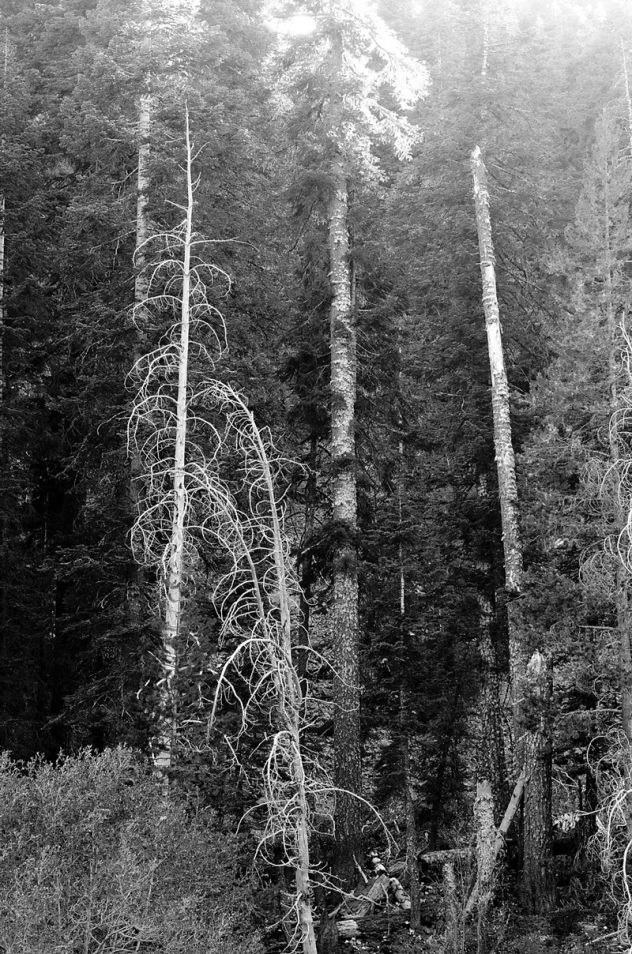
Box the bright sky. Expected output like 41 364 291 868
265 12 317 36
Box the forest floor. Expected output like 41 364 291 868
334 904 620 954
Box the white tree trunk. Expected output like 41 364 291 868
134 90 151 346
471 146 554 913
621 40 632 158
0 192 4 406
249 412 318 954
471 148 522 596
602 147 632 746
153 113 193 778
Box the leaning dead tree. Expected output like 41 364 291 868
128 112 319 954
205 383 322 954
470 146 554 916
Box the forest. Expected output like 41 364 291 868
3 0 632 952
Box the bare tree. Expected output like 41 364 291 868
128 109 229 775
128 110 319 954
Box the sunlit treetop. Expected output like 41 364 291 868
266 0 429 174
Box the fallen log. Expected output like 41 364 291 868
342 874 391 918
337 919 359 939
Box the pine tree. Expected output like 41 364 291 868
272 0 428 885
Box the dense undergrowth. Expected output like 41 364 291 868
0 747 261 954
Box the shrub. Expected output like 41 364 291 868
0 746 261 953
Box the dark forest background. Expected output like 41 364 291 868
3 1 632 952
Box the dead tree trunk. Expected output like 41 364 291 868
127 88 152 635
134 89 151 349
600 136 632 840
471 145 554 914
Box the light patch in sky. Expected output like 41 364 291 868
266 13 317 36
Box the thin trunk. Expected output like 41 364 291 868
0 192 5 674
471 146 554 913
296 436 318 695
621 40 632 158
153 111 193 778
250 410 318 954
135 89 151 353
603 148 632 745
443 861 463 954
402 699 421 931
329 32 361 883
127 89 151 628
0 191 4 403
601 145 632 845
396 333 420 931
481 16 489 78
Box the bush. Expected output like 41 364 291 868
0 746 262 953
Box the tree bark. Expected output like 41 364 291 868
621 40 632 159
443 861 463 954
395 335 421 931
471 146 554 913
329 140 361 883
134 90 151 343
0 191 4 406
601 142 632 841
0 191 5 672
521 651 554 913
465 769 527 915
152 110 193 779
127 89 152 637
474 780 495 954
476 478 509 822
602 144 632 746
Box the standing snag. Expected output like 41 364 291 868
470 144 554 914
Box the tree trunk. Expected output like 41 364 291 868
0 191 4 405
153 110 193 779
400 690 421 931
521 651 554 912
470 146 554 913
134 90 151 345
127 90 152 634
474 780 495 954
465 769 527 915
329 146 361 884
395 391 421 930
296 436 318 698
477 478 509 823
602 144 632 835
621 40 632 159
443 861 463 954
0 191 5 672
